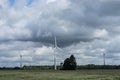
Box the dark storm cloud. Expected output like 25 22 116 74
98 0 120 16
21 0 100 47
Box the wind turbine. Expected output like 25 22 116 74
31 49 35 66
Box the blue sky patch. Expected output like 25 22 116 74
27 0 33 6
9 0 15 6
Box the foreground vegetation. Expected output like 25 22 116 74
0 69 120 80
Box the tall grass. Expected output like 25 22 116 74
0 70 119 80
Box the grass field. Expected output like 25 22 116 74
0 70 120 80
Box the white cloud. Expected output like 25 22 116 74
35 46 54 55
0 27 32 40
46 0 57 4
93 29 109 38
0 0 8 8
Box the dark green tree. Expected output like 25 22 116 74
62 55 77 70
63 58 71 70
69 55 77 70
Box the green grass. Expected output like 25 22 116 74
0 70 120 80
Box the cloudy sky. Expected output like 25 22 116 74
0 0 120 67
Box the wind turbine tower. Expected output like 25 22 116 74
20 54 22 68
103 53 106 66
54 36 57 70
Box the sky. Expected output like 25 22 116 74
0 0 120 67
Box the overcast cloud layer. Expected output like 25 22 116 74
0 0 120 67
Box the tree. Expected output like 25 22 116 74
62 55 77 70
69 55 77 70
